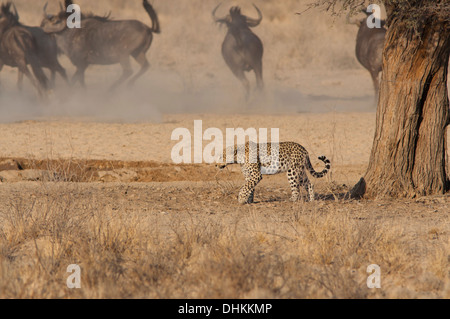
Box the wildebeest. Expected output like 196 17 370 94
40 0 160 90
212 3 264 99
348 9 386 98
0 2 49 97
8 3 67 90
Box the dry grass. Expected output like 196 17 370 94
0 172 448 298
0 119 448 299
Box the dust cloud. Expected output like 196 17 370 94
1 0 388 123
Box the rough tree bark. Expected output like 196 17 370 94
352 4 450 198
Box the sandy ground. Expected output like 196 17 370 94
0 112 374 164
0 0 449 299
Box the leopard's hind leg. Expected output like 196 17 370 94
286 166 301 202
287 166 315 202
303 174 315 201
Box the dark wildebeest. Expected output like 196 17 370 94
40 0 160 90
348 9 386 98
8 3 67 90
0 2 49 96
212 4 264 99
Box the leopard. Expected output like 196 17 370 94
216 141 331 204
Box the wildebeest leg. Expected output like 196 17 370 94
240 74 250 100
109 58 133 91
72 65 88 88
56 63 68 84
52 63 68 88
47 70 56 89
18 63 45 97
29 57 49 93
17 71 24 91
230 68 250 99
253 61 264 92
127 52 150 87
370 70 380 98
0 63 3 91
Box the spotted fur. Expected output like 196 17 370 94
216 141 331 204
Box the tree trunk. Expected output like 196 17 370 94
352 15 450 198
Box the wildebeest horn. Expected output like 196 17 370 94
346 11 361 26
212 3 226 23
43 2 49 17
361 8 373 16
245 4 262 27
65 0 73 9
12 2 19 20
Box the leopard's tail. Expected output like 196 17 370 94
306 155 331 178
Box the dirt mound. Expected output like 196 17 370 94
0 157 241 183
